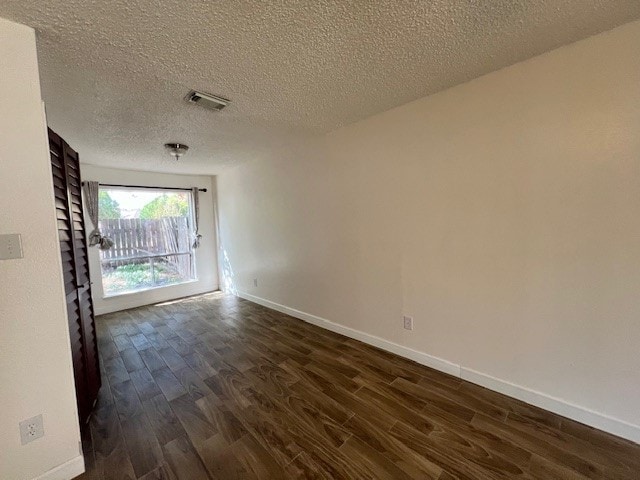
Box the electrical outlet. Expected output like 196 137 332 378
19 414 44 445
253 278 258 287
403 315 413 331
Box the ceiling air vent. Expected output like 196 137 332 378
185 90 229 111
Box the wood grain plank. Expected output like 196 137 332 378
142 394 186 446
157 346 188 372
152 367 187 402
121 348 146 373
170 393 218 447
120 414 164 477
139 347 167 372
80 293 640 480
105 356 131 386
162 435 211 480
137 463 178 480
129 367 162 401
173 366 213 400
112 379 144 420
90 404 136 480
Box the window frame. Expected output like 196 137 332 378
97 185 198 298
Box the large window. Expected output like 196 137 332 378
98 187 196 296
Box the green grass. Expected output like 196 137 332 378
101 261 185 295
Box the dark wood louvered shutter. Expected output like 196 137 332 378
49 128 101 425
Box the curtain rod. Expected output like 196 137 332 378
82 182 207 193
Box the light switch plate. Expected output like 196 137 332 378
0 234 23 260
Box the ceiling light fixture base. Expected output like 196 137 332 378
164 143 189 160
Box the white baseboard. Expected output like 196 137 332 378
460 368 640 444
33 455 84 480
236 291 640 445
237 291 460 377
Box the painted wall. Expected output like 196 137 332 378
217 20 640 441
81 165 219 315
0 17 84 480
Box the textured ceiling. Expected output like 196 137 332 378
2 1 639 174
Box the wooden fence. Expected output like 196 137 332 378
99 217 193 278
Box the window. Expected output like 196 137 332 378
98 187 196 296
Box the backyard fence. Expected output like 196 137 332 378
98 217 193 279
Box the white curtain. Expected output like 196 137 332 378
191 187 202 248
83 181 114 250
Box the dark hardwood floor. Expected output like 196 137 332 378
78 292 640 479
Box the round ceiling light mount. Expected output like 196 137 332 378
164 143 189 160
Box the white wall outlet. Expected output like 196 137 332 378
253 278 258 287
19 414 44 445
0 233 23 260
403 315 414 331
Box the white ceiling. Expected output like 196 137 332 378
2 1 639 175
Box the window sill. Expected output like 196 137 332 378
101 278 199 300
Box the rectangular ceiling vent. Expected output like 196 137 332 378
185 90 229 111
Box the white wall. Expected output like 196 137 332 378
81 165 219 315
217 20 640 442
0 17 84 480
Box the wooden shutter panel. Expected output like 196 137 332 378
49 128 101 425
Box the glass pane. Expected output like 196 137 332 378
98 189 190 223
153 254 194 287
97 187 196 296
101 257 154 295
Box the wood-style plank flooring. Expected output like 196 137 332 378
78 292 640 479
